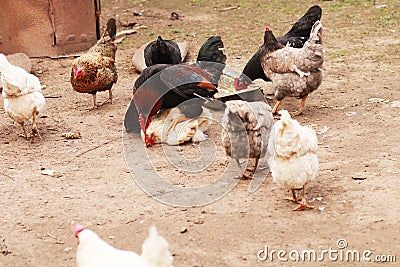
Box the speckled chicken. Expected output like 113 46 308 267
71 18 118 110
0 53 45 141
268 110 318 210
260 20 324 116
222 100 273 179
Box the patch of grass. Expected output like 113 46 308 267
328 49 351 59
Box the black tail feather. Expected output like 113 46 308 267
106 18 117 40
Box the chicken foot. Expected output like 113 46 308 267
101 90 113 105
234 158 260 180
284 189 298 203
293 185 315 211
291 95 308 117
89 94 98 111
30 108 43 142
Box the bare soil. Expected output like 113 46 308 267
1 0 399 266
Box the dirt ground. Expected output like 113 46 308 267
1 0 399 266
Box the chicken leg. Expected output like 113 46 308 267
271 100 282 115
89 94 98 110
19 122 28 139
30 108 43 142
234 158 253 179
293 185 315 211
291 95 308 117
101 89 113 105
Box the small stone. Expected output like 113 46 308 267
180 227 188 234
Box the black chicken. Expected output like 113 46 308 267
144 36 182 67
124 36 226 146
234 5 322 90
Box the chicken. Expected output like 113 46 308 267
144 36 182 67
74 224 173 267
142 103 212 146
71 18 118 110
124 36 226 147
222 100 273 179
0 53 46 141
260 20 324 116
268 110 318 211
234 5 322 89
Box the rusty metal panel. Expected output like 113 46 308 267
0 0 100 57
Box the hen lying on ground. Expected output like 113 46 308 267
222 100 273 179
74 224 173 267
0 53 46 142
260 20 324 116
144 36 182 67
124 36 226 147
71 18 118 110
235 5 322 87
268 110 318 211
142 101 212 146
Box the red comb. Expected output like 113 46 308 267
73 224 85 238
265 26 270 31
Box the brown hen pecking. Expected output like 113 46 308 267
71 18 118 110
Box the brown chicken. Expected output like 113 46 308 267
71 18 118 110
260 21 324 116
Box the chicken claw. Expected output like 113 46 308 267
293 200 315 211
293 185 314 211
290 95 308 117
284 189 298 202
101 89 113 106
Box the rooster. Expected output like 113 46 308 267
0 54 46 141
222 100 273 179
260 20 324 116
71 18 118 110
144 36 182 67
124 36 226 147
268 110 318 211
234 5 322 89
74 224 173 267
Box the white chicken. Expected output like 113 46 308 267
74 224 173 267
268 110 318 211
0 53 45 141
221 100 274 179
142 106 212 146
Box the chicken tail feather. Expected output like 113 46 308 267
106 18 117 40
141 226 173 267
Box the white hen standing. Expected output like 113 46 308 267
0 54 45 141
268 110 318 211
222 100 274 179
74 224 173 267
